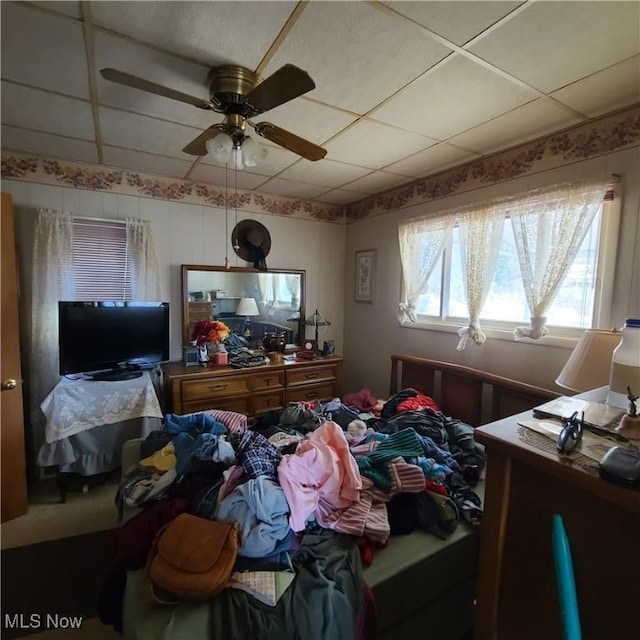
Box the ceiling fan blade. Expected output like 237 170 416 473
244 64 315 114
253 122 326 161
183 124 225 156
100 68 214 111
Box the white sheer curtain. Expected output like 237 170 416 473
126 218 161 300
456 209 504 350
30 209 74 435
284 274 300 306
398 217 452 323
258 273 277 306
510 180 610 339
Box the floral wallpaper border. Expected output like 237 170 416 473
346 104 640 221
2 105 638 224
0 155 347 223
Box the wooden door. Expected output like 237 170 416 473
1 192 28 522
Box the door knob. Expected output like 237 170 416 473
1 379 17 391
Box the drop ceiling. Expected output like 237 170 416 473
1 0 639 206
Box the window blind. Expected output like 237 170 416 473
72 218 132 300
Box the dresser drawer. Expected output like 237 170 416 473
252 371 284 392
287 382 337 403
181 376 250 402
183 395 251 415
252 391 285 414
287 365 337 387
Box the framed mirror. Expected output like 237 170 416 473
181 265 306 349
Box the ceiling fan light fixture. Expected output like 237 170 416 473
242 136 268 168
206 132 233 164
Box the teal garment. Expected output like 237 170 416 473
356 427 425 490
210 531 363 640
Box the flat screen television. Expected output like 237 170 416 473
58 301 170 381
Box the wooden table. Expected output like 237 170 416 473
473 388 640 640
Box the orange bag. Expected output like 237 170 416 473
146 513 240 604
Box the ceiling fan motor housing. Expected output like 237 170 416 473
208 65 261 117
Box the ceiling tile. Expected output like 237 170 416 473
263 1 453 114
253 178 329 199
277 158 372 188
29 2 83 19
325 119 437 169
551 56 640 118
385 142 479 178
201 141 300 175
189 164 269 190
99 106 201 159
0 2 90 98
340 171 412 194
90 1 296 69
1 125 98 163
315 189 366 205
383 1 523 46
447 98 582 155
469 1 640 93
253 99 356 147
102 146 193 179
1 81 95 140
372 54 536 139
95 32 214 129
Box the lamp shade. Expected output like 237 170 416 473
236 297 260 317
304 309 331 328
555 329 621 392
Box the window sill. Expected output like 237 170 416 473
399 318 580 349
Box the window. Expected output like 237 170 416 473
71 218 132 300
399 180 618 342
417 208 604 328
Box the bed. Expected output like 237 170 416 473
108 355 558 640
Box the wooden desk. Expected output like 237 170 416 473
473 389 640 640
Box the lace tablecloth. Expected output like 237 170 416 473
41 372 163 444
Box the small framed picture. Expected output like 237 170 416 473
355 249 376 303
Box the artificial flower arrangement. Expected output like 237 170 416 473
191 319 231 347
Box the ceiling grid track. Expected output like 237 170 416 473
80 1 104 164
370 0 590 122
254 1 309 77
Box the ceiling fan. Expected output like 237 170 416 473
100 64 327 163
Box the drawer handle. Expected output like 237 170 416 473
208 384 227 392
305 391 319 399
305 373 319 380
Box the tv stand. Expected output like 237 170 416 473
91 368 143 382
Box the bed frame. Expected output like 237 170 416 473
390 354 560 427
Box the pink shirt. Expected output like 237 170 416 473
278 421 362 531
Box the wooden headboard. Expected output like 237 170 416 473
390 354 560 427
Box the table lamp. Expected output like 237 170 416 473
235 297 260 339
555 328 621 392
304 309 331 351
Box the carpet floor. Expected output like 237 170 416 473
1 528 118 639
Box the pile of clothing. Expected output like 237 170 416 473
103 388 485 638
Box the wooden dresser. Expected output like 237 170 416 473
162 356 343 418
